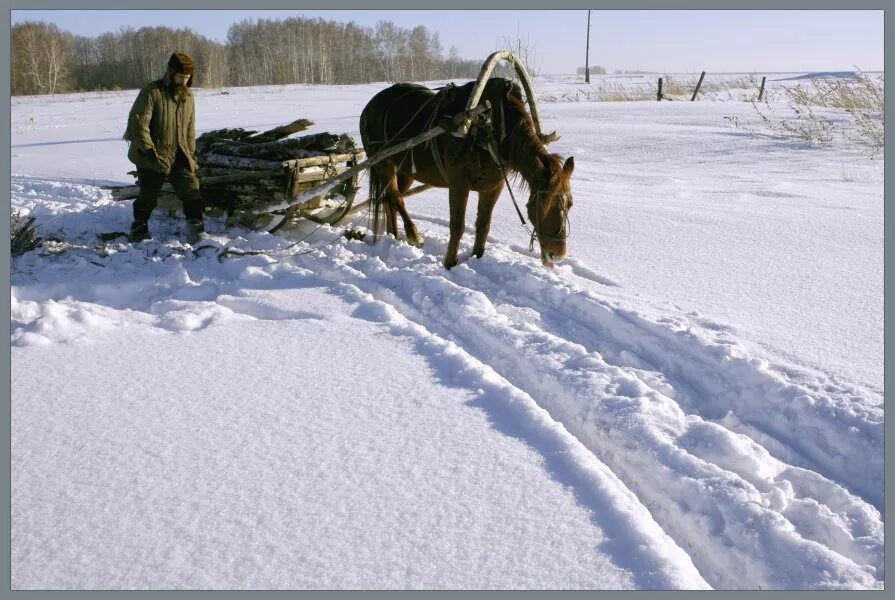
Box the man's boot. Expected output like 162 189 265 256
129 220 150 242
186 218 205 245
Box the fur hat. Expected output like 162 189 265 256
168 53 195 84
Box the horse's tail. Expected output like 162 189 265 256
360 104 385 242
367 161 389 242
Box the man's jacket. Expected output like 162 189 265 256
123 79 197 174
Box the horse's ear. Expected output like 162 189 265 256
536 155 546 171
563 157 575 176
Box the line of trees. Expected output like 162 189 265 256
577 65 607 75
11 16 488 95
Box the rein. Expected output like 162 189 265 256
498 158 537 252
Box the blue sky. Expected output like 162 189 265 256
11 9 884 74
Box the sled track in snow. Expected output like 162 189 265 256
403 216 883 508
287 225 882 590
449 254 883 509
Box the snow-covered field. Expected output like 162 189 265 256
10 73 883 590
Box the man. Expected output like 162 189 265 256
123 52 205 243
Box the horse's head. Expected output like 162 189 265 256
528 154 574 267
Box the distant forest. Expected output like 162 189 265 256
11 17 491 95
577 66 607 75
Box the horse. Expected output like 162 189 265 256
359 77 574 269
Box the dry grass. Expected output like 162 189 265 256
749 71 884 153
538 70 883 154
660 75 691 98
665 74 770 101
541 74 770 103
540 82 655 103
11 211 41 256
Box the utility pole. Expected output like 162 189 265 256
585 10 591 83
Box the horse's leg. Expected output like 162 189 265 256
371 161 399 239
385 178 399 238
378 170 400 238
397 173 414 195
444 186 470 269
393 172 423 247
472 182 504 259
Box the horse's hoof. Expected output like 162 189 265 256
408 235 425 248
443 258 458 270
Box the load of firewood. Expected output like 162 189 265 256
195 118 357 167
108 118 364 226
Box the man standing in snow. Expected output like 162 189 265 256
123 52 204 243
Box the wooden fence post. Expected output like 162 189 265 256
691 71 706 101
757 76 766 101
657 77 663 101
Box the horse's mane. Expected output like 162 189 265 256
498 82 567 208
